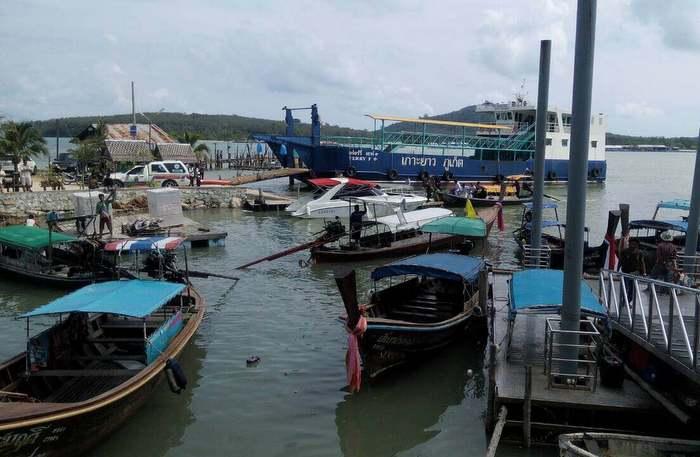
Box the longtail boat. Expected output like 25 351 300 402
0 225 116 288
559 432 700 457
336 253 488 382
311 204 500 263
512 202 619 273
0 279 205 457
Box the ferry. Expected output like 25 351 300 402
254 101 607 182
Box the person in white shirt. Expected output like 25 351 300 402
0 166 5 193
26 214 36 227
20 159 32 192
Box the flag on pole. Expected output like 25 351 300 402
465 199 478 218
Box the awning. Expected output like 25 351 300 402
630 219 688 233
0 225 77 250
371 253 484 283
658 199 690 211
308 177 377 188
509 269 606 317
21 280 186 319
104 236 185 252
421 216 486 238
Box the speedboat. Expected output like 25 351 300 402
286 177 426 219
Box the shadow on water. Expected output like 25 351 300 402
86 332 207 457
335 338 486 457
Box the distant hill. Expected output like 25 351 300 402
31 112 369 140
30 109 697 149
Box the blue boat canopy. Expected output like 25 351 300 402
509 269 606 318
657 199 690 211
21 280 186 319
630 219 688 233
371 253 484 283
522 201 558 210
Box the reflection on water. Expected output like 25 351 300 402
0 151 694 456
335 339 486 457
87 336 207 457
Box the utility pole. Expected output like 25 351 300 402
55 119 60 161
131 81 136 126
561 0 597 376
683 128 700 266
530 40 552 252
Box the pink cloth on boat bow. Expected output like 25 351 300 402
346 316 367 393
496 202 505 232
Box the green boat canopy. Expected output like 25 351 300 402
421 216 487 238
0 225 78 250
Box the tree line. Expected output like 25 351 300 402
31 112 369 140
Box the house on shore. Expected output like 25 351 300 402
76 123 196 165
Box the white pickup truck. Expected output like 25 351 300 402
110 160 190 187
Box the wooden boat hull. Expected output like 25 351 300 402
513 232 607 273
0 263 108 289
558 432 700 457
311 233 460 263
0 287 205 457
359 312 487 378
438 191 532 208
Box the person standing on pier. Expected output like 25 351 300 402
20 159 33 192
651 231 677 283
619 239 646 303
96 191 114 238
0 166 5 193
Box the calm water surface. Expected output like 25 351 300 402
0 151 694 456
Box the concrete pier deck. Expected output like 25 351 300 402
487 272 685 445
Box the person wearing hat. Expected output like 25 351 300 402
651 231 677 283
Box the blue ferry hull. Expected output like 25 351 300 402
278 144 607 182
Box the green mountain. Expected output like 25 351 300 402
30 109 697 149
32 112 369 140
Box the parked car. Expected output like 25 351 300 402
109 160 190 187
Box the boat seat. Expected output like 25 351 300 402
85 337 145 343
32 369 141 377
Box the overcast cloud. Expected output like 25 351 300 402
0 0 698 136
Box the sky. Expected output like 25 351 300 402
1 0 699 136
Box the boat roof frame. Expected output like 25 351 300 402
366 114 512 130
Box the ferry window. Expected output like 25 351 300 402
546 138 552 146
562 139 568 147
591 140 598 148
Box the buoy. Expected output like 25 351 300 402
246 356 261 366
165 358 187 394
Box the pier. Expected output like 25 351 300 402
486 270 700 447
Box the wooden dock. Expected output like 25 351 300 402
486 272 693 446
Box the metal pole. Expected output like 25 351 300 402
131 81 136 126
531 40 551 250
55 119 59 161
683 128 700 266
561 0 597 376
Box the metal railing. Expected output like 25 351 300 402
522 245 551 269
598 270 700 372
678 255 700 286
544 318 600 391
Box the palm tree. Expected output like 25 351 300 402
0 121 48 190
176 132 209 162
